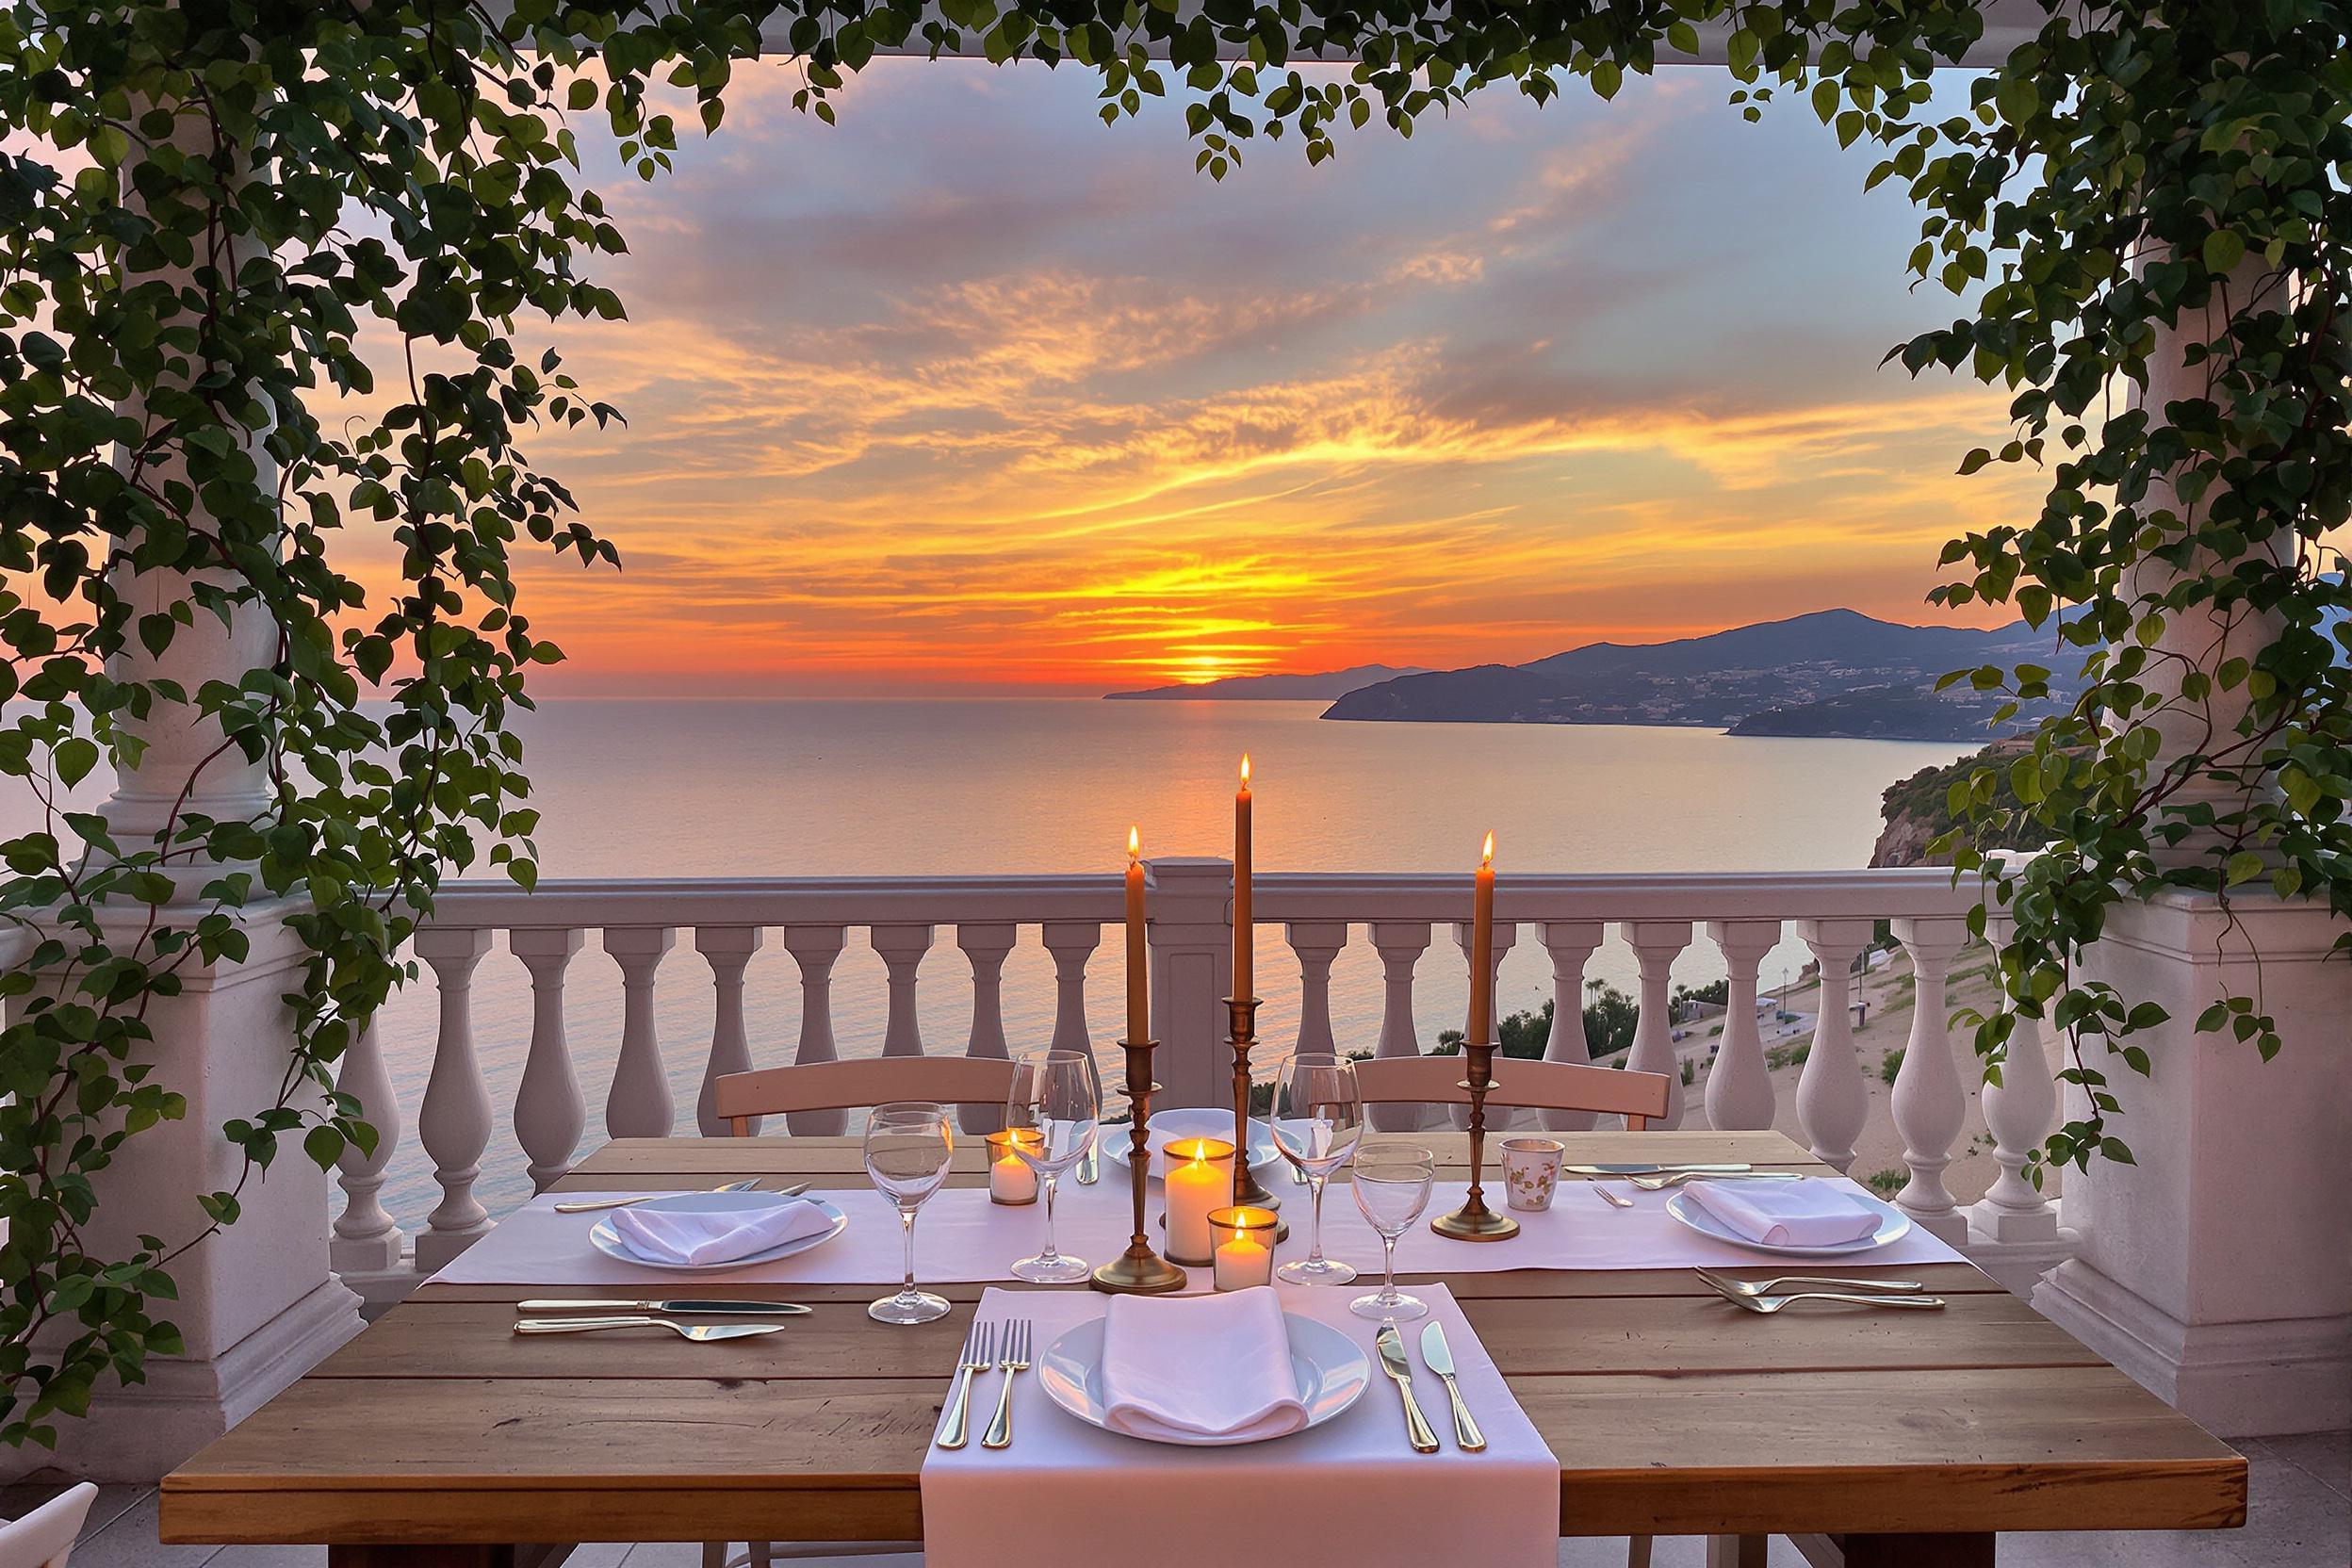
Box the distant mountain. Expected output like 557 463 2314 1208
1105 664 1428 701
1322 610 2075 740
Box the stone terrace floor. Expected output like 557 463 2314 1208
8 1429 2345 1568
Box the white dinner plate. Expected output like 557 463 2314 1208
1036 1312 1370 1446
588 1190 849 1273
1100 1108 1282 1179
1664 1183 1911 1258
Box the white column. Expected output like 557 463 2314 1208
694 927 761 1137
957 923 1017 1136
1537 921 1603 1132
1040 922 1100 1057
779 924 847 1136
1621 921 1692 1128
871 923 934 1058
602 927 676 1137
1142 858 1232 1109
1286 922 1348 1057
329 1020 403 1279
511 927 585 1190
415 927 497 1269
1888 917 1968 1243
1703 919 1781 1131
1367 921 1431 1132
1793 918 1874 1173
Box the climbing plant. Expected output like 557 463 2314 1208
4 0 2343 1446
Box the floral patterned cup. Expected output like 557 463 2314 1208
1501 1136 1566 1213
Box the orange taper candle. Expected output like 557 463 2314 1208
1470 831 1495 1047
1125 827 1149 1045
1233 755 1252 1003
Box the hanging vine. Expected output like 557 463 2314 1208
4 0 2341 1446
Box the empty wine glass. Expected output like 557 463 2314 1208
1270 1054 1364 1285
1004 1050 1102 1283
864 1102 955 1324
1348 1144 1435 1322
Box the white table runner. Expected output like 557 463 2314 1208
427 1174 1964 1286
921 1283 1560 1568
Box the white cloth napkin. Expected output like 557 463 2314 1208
1101 1286 1306 1443
1681 1177 1881 1247
609 1197 835 1266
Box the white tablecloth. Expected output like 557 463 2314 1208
427 1173 1963 1286
921 1283 1560 1568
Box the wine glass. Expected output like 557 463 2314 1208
863 1102 955 1324
1348 1144 1435 1322
1269 1054 1364 1284
1004 1050 1102 1283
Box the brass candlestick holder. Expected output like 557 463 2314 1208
1430 1037 1519 1242
1091 1036 1186 1295
1225 996 1282 1221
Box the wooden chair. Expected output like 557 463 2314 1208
705 1056 1019 1568
1349 1054 1671 1127
0 1482 97 1568
712 1056 1019 1136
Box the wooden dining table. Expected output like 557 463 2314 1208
160 1130 2245 1568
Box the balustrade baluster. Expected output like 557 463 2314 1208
511 928 585 1190
1968 908 2062 1245
1450 918 1520 1128
1621 921 1693 1128
871 924 934 1059
1793 918 1874 1172
1538 922 1604 1132
1039 922 1099 1058
958 923 1018 1135
780 924 847 1135
603 927 677 1138
1285 923 1348 1057
415 927 494 1270
1703 919 1781 1132
694 927 762 1137
330 1017 402 1277
1367 922 1431 1132
1890 917 1970 1242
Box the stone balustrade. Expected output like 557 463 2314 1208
332 862 2074 1302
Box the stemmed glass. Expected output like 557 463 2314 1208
1269 1054 1364 1284
1348 1144 1435 1322
863 1102 955 1324
1004 1050 1102 1283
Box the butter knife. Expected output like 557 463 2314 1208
1373 1323 1440 1453
514 1298 813 1315
1418 1322 1485 1451
1564 1163 1750 1176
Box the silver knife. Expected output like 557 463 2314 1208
1417 1322 1485 1451
514 1298 813 1315
1564 1163 1751 1176
1373 1323 1440 1453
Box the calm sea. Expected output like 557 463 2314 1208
346 698 1967 1229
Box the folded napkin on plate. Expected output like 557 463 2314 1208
610 1198 834 1266
1683 1178 1880 1247
1101 1286 1306 1443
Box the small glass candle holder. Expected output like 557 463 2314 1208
1160 1136 1234 1266
987 1128 1042 1206
1209 1206 1279 1291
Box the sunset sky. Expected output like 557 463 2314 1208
394 61 2038 697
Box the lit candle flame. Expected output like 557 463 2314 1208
1128 825 1141 861
1240 754 1251 787
1482 830 1495 866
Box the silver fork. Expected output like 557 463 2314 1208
1694 1267 1925 1298
936 1320 995 1449
1717 1290 1946 1314
552 1179 772 1214
980 1317 1032 1450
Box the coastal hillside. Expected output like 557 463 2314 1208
1869 742 2038 866
1323 609 2072 740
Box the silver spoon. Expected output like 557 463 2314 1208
1694 1267 1926 1298
1593 1183 1635 1209
1716 1291 1945 1314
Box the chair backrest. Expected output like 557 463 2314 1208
712 1057 1020 1135
1349 1055 1671 1130
0 1482 97 1568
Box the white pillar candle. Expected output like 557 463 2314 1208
1163 1137 1232 1264
988 1130 1039 1205
1210 1206 1278 1290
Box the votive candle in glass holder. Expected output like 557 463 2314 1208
1162 1136 1234 1266
988 1128 1042 1205
1209 1206 1278 1290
